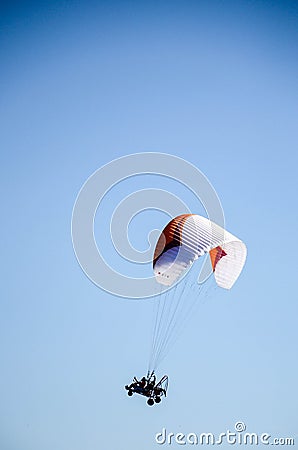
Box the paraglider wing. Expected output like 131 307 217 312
153 214 246 289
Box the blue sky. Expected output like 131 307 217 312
1 1 298 449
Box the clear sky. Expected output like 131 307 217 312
1 1 298 449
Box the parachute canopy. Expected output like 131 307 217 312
153 214 247 290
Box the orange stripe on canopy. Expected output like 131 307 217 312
153 214 192 266
209 246 227 272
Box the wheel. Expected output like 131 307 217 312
128 390 133 396
147 398 154 406
155 396 161 403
